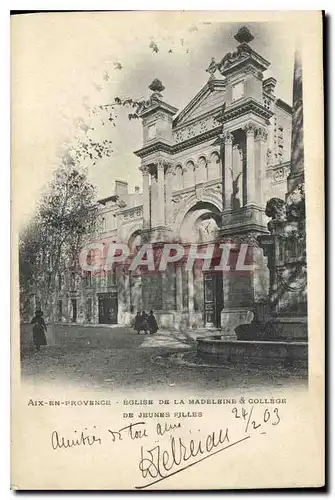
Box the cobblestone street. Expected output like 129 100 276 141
21 324 308 393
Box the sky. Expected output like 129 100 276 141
12 11 298 225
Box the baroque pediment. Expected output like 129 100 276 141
173 79 226 128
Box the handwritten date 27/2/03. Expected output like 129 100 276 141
232 406 280 433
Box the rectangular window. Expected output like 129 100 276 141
85 271 92 287
107 269 116 287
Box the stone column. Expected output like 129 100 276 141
255 126 268 206
244 123 256 205
187 269 194 313
223 132 233 209
150 172 158 227
176 265 183 311
124 272 131 312
141 165 150 228
165 164 174 225
232 143 243 209
157 161 165 226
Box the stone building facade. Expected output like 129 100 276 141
57 27 293 332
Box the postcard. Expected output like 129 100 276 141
11 10 324 490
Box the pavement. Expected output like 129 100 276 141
20 324 308 392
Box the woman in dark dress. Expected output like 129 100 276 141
148 310 158 335
141 311 150 335
134 311 142 335
31 309 47 351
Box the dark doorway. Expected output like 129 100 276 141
203 273 223 328
58 299 63 322
86 298 92 323
71 298 77 323
98 293 118 324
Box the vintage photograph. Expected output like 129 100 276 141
11 11 324 491
16 15 309 393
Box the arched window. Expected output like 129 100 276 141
208 151 221 180
184 160 195 188
174 165 183 190
196 156 207 184
128 230 142 254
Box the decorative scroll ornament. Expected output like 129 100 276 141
221 232 260 247
277 264 307 292
274 168 285 183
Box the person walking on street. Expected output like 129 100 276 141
141 310 150 335
31 309 47 352
148 310 158 335
134 311 142 335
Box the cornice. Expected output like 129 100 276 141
219 47 270 79
134 141 173 158
275 98 292 115
134 125 223 158
139 99 178 119
220 97 273 123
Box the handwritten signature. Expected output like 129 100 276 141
136 406 281 489
136 426 242 489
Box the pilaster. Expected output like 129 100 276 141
254 126 268 207
223 131 233 209
244 122 257 205
140 165 150 229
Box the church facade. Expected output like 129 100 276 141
61 27 293 333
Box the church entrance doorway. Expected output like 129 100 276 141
203 272 223 328
98 293 118 324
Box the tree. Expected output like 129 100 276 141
19 155 100 321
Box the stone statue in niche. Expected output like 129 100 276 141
232 171 242 210
198 218 219 242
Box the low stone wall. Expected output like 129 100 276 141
197 337 308 367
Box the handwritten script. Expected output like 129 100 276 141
50 405 281 489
